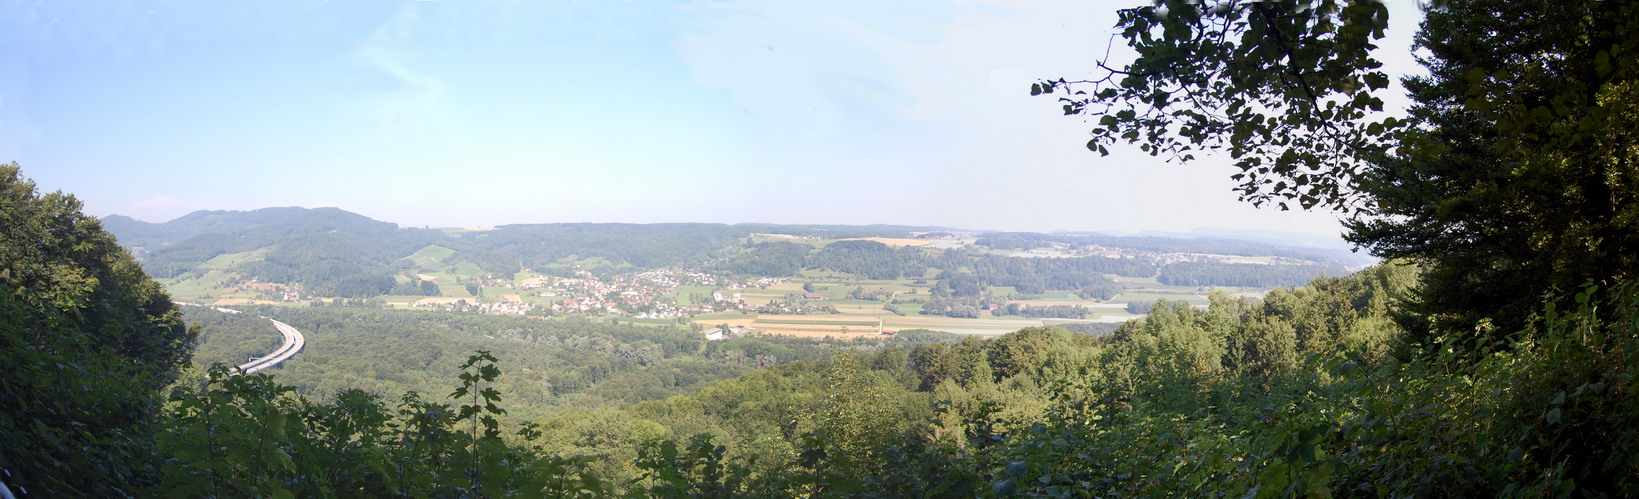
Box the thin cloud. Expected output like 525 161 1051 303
351 2 450 141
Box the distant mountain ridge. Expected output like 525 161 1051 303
101 206 1365 301
103 207 397 249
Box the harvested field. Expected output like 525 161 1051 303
837 237 933 247
414 297 467 305
753 329 888 339
210 298 282 306
757 318 878 326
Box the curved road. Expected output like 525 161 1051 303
233 318 305 375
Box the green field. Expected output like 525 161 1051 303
165 270 241 299
824 299 881 306
797 269 856 279
403 245 457 267
451 261 485 278
675 285 718 305
196 249 269 270
813 285 852 300
693 312 758 321
1112 274 1162 286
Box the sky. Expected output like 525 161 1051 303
0 0 1425 237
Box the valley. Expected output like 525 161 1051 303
111 207 1365 340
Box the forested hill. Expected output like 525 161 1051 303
102 207 399 249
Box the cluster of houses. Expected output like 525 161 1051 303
375 268 804 318
410 298 537 315
1071 245 1297 266
221 277 303 303
1150 252 1300 266
503 269 788 318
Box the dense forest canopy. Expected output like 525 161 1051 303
1042 0 1639 342
0 164 194 495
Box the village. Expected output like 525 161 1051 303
405 268 787 319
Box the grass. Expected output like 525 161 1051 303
521 295 561 306
1113 292 1209 306
196 248 270 270
675 285 718 305
438 284 474 298
379 295 430 303
450 261 484 277
692 312 758 321
403 245 457 267
815 285 852 300
1112 274 1161 286
165 270 239 299
420 272 459 284
755 319 879 326
798 269 856 279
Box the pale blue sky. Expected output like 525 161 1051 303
2 0 1423 236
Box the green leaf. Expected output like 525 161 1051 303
993 479 1018 496
1364 72 1389 90
1006 460 1028 478
1466 67 1487 84
1545 407 1562 425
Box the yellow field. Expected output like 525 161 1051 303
694 317 761 329
838 237 933 247
754 314 881 323
883 316 1040 326
691 310 1046 338
414 297 467 305
768 282 806 292
752 329 889 339
210 298 283 306
829 304 899 316
1010 299 1108 307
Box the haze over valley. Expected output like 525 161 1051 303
105 206 1369 340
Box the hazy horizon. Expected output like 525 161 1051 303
98 204 1366 245
6 1 1423 237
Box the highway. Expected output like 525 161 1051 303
232 318 305 375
